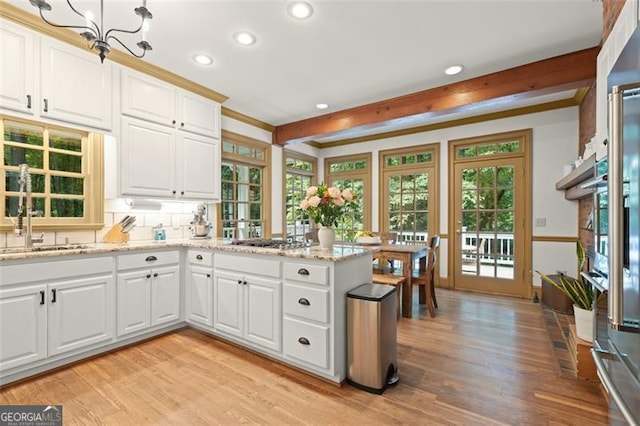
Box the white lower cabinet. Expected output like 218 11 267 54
116 251 181 338
213 269 281 352
185 265 213 327
0 284 47 371
185 250 214 328
117 265 180 337
0 255 116 376
48 275 115 356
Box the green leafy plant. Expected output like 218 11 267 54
536 241 594 311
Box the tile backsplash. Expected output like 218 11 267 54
0 199 211 248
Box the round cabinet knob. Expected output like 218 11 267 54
180 122 184 127
237 280 242 285
153 273 158 277
146 274 151 279
206 273 211 278
172 120 176 125
172 190 177 195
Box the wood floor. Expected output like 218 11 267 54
0 289 609 425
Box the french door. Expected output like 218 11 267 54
452 157 526 296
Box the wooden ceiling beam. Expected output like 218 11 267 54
273 46 599 145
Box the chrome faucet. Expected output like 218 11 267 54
14 164 44 248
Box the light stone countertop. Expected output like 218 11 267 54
0 238 379 262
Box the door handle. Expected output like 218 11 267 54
26 94 32 109
43 98 48 112
51 289 56 303
40 290 45 305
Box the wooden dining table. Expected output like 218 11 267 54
372 243 429 318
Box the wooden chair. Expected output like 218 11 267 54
371 273 405 319
375 231 398 272
411 235 440 317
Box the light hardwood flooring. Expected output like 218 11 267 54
0 289 609 425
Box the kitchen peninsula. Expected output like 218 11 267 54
0 240 376 386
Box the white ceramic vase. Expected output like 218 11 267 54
573 305 593 342
317 226 336 249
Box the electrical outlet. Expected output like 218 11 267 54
535 217 547 227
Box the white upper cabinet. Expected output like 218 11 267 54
121 68 176 127
40 37 113 131
121 67 220 139
177 90 221 139
177 132 221 200
0 20 35 115
121 116 176 198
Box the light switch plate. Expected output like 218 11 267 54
535 218 547 227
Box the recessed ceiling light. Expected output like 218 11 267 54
287 2 314 19
193 54 213 65
316 103 328 109
233 31 257 46
444 64 464 76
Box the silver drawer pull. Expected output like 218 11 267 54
297 268 310 276
298 337 310 345
298 298 310 306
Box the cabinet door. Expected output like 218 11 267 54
121 68 176 126
177 91 220 138
121 116 176 198
213 271 243 338
245 275 281 352
186 266 213 327
0 20 35 115
48 275 115 356
0 284 47 371
151 265 180 326
117 271 151 337
176 132 221 201
40 38 112 130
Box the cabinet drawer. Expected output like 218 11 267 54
283 317 329 370
215 253 280 278
283 263 328 286
283 284 329 323
117 250 179 270
2 256 114 286
188 250 213 266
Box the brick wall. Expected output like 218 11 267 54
577 0 625 255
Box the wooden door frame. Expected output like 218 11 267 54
447 129 532 298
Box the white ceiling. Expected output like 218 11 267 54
8 0 603 128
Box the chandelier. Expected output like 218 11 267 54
29 0 153 63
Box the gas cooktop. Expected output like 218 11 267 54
228 238 307 250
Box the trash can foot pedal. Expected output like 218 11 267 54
387 373 399 385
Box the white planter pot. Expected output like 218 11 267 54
573 304 593 343
317 226 335 249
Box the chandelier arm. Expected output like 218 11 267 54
105 22 144 41
108 35 147 58
38 8 98 38
63 0 101 37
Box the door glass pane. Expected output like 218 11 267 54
458 164 515 280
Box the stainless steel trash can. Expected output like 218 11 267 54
346 283 399 394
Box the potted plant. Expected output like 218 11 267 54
536 241 595 342
299 183 358 249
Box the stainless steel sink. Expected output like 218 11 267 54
0 244 90 255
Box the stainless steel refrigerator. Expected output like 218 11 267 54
593 26 640 426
